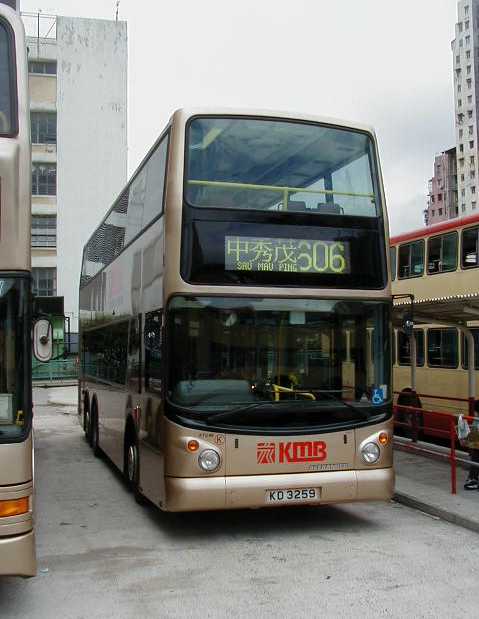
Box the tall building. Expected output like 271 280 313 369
24 13 127 336
452 0 479 216
424 147 458 225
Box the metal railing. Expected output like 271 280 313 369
32 359 78 382
394 403 479 495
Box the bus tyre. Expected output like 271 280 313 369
91 412 102 458
85 409 93 447
125 434 145 505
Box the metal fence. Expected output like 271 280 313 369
32 359 78 382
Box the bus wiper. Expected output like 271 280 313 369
310 389 371 420
206 400 314 424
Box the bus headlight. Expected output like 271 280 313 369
361 442 380 464
198 449 221 472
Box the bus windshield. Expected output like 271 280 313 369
0 278 29 441
185 117 380 218
168 296 391 427
0 19 14 135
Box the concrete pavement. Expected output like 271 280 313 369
394 446 479 533
1 387 479 618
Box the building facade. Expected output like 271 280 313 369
424 147 458 225
25 13 127 334
452 0 479 217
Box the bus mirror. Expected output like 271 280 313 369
33 318 53 363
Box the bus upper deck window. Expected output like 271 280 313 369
398 240 424 279
185 117 381 219
427 232 458 274
0 20 14 136
462 226 479 268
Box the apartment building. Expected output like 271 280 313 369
452 0 479 216
424 148 458 225
25 13 127 334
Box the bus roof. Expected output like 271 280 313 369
390 212 479 246
170 107 377 137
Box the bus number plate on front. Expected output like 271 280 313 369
265 488 319 503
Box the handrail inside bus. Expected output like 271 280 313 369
187 179 376 210
272 384 316 401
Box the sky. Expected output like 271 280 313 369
20 0 459 234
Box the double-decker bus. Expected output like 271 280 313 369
0 3 36 577
391 214 479 438
79 109 393 511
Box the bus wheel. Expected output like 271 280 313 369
91 411 102 458
125 432 145 504
85 408 93 447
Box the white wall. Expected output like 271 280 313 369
56 17 127 331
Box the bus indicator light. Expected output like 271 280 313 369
187 439 199 452
378 432 389 446
0 497 29 518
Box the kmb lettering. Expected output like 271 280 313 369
256 441 327 464
279 441 327 463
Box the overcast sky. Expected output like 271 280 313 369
20 0 459 234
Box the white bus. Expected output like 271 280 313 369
79 109 394 512
0 3 37 576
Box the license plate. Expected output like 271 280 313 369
265 487 320 503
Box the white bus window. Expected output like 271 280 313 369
462 226 479 268
0 279 29 440
81 134 169 284
144 310 162 394
186 117 381 219
398 240 424 278
82 321 129 385
427 328 458 368
0 19 15 136
398 330 424 366
427 232 458 274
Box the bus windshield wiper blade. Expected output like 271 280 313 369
205 400 313 424
310 389 371 420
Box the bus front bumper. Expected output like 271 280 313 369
164 467 394 512
0 530 36 577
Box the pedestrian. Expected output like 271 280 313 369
464 400 479 490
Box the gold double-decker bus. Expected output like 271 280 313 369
79 109 394 511
0 3 36 576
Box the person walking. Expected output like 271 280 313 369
464 400 479 490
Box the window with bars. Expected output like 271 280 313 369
32 163 56 196
28 60 56 75
32 268 57 297
31 215 56 247
31 112 56 144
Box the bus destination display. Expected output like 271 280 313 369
225 236 351 274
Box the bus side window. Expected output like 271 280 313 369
398 240 424 279
427 328 458 368
127 316 141 393
390 246 396 281
0 20 14 135
398 330 424 366
144 310 162 394
462 226 479 268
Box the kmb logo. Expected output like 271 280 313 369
257 441 327 464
